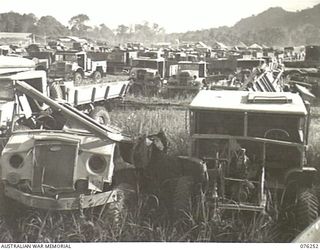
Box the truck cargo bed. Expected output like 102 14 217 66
62 79 130 106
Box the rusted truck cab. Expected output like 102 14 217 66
162 61 207 97
188 90 316 217
129 57 165 95
0 69 132 213
48 51 107 84
1 129 117 210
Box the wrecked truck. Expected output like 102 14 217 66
1 56 130 127
129 57 165 96
161 61 207 97
182 90 318 232
0 75 135 217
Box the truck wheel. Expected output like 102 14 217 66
89 106 110 125
93 71 102 83
49 82 63 100
168 176 194 221
102 183 135 225
295 189 319 231
74 72 83 85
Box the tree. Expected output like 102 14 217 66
69 14 90 36
21 14 37 33
37 15 69 37
0 12 36 33
116 24 129 43
99 24 115 41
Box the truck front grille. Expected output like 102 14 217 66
137 70 146 80
32 139 79 193
48 62 66 78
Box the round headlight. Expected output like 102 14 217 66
9 154 24 169
87 155 107 174
7 172 21 185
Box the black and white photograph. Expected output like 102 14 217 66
0 0 320 245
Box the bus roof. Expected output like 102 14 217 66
189 90 307 115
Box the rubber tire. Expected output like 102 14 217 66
74 72 83 85
295 189 319 231
169 176 194 221
103 183 135 225
89 106 110 125
93 71 102 83
49 82 63 100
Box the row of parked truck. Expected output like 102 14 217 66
0 55 319 242
4 41 320 99
14 41 274 97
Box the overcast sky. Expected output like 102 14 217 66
1 0 320 32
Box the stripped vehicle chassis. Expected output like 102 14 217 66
188 108 316 215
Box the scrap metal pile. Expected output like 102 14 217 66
209 64 285 92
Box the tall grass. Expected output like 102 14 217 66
110 108 189 156
2 104 320 243
0 199 277 242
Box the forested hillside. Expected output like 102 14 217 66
1 3 320 46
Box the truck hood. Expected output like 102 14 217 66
179 70 198 78
131 68 158 74
1 130 116 188
15 80 132 143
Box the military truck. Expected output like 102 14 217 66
283 45 320 97
284 45 320 69
0 56 35 75
178 90 318 232
25 44 55 72
48 50 108 84
236 58 266 71
0 56 130 126
0 57 136 216
0 75 135 218
106 48 138 74
206 58 237 76
129 57 165 95
161 61 207 97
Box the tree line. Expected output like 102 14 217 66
0 12 165 45
1 11 320 47
167 24 320 47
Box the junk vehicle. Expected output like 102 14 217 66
229 65 285 92
283 45 320 97
206 58 237 77
0 56 35 75
236 58 266 72
0 76 136 216
25 44 55 72
182 90 318 232
48 50 108 85
292 217 320 242
106 49 138 74
129 57 165 95
0 56 130 126
0 45 11 56
161 61 207 97
284 45 320 69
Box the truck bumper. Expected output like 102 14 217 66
4 186 117 210
48 72 73 81
164 85 200 90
